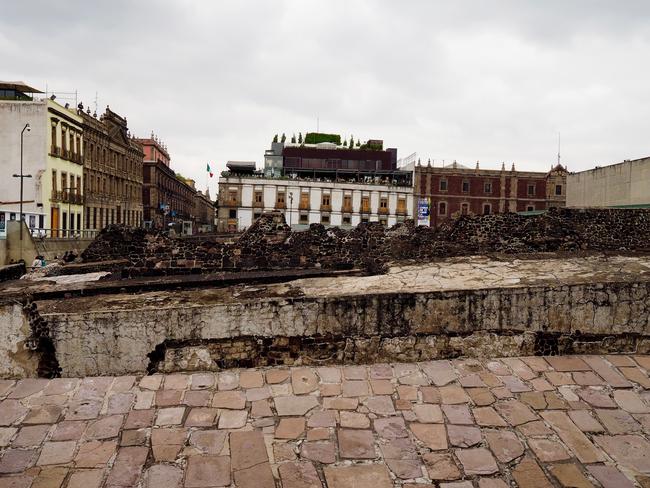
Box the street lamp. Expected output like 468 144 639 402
12 123 32 241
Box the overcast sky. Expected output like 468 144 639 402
3 1 650 194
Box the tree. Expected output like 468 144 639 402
281 133 286 143
356 140 361 147
272 134 278 143
298 132 303 144
291 133 296 143
342 138 348 147
349 135 354 148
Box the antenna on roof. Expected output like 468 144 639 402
557 132 561 166
94 92 98 116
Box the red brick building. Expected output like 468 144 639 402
135 135 195 228
413 161 567 226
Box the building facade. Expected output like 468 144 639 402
412 161 567 226
219 135 413 231
0 82 84 237
217 168 413 232
82 107 144 231
566 157 650 208
193 189 215 231
136 135 196 228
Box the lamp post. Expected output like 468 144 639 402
12 123 32 241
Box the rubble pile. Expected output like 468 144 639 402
80 208 650 277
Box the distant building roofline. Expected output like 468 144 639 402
226 161 257 172
0 81 43 93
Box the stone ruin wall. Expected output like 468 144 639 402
80 208 650 277
29 278 650 377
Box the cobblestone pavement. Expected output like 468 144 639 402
1 355 650 487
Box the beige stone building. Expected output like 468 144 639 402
81 107 144 230
567 157 650 208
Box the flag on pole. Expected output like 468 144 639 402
206 163 213 178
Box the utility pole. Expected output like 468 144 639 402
12 123 32 242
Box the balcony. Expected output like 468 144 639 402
360 206 371 214
275 202 286 209
51 191 83 205
341 205 353 213
396 207 407 216
299 202 310 210
50 145 62 157
253 200 264 208
378 206 389 215
320 204 332 212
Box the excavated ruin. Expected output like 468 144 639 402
1 209 649 378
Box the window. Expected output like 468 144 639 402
253 212 262 220
61 173 67 196
51 125 57 150
229 209 237 219
379 217 388 227
461 203 469 215
555 184 562 196
379 197 388 209
438 202 447 215
77 213 81 231
483 203 491 215
527 205 535 211
462 180 470 193
321 214 330 225
527 184 535 196
396 198 406 214
228 191 237 204
342 216 351 225
361 196 370 212
361 217 369 223
300 192 310 209
299 213 309 224
321 194 331 207
343 195 352 211
62 212 67 230
52 170 57 193
254 191 263 204
484 182 492 194
439 179 447 191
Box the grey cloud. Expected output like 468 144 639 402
3 0 650 192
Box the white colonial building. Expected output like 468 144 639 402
217 164 413 232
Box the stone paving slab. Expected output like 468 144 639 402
0 354 649 487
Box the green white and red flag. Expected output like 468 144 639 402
206 163 213 177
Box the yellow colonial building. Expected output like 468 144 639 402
0 82 84 237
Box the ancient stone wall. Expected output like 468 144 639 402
80 209 650 277
33 277 650 377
